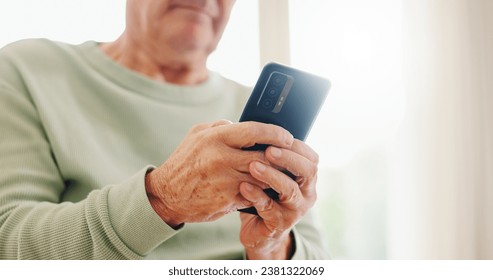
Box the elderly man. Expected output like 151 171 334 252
0 0 327 259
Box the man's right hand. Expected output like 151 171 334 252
144 120 294 228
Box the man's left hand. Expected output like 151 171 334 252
239 140 319 260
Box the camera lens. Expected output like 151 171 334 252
267 88 277 97
261 98 273 109
273 74 285 86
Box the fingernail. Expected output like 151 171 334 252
255 162 266 172
243 183 254 192
270 147 282 158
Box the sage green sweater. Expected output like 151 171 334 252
0 39 328 259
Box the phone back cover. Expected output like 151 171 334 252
240 63 331 143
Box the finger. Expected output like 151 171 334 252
216 121 294 149
211 119 233 127
249 161 304 210
265 144 318 199
290 139 319 164
189 122 212 133
227 148 267 173
234 170 269 190
189 120 233 133
234 193 254 210
265 146 317 179
239 182 283 221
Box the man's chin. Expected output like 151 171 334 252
169 7 214 25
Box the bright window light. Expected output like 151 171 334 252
290 0 404 169
289 0 403 259
0 0 125 46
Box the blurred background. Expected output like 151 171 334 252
1 0 492 259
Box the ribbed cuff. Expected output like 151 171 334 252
107 166 182 256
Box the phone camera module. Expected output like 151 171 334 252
257 71 293 113
261 98 274 110
267 88 277 97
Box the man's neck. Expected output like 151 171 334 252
99 35 209 85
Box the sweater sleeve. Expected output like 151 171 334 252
291 210 330 260
0 58 179 259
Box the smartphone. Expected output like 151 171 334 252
238 62 331 215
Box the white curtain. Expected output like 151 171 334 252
389 0 493 259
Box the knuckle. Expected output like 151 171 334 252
210 127 223 140
305 187 317 206
208 126 229 144
241 121 255 132
236 122 254 137
248 122 262 137
298 140 319 164
189 124 201 133
213 119 233 126
260 197 276 212
190 122 209 133
280 183 299 203
313 150 320 164
310 162 319 178
270 124 288 143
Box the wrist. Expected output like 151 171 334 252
246 231 294 260
145 169 184 229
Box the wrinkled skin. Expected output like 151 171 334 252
145 120 294 226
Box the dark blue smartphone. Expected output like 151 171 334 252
238 62 331 215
